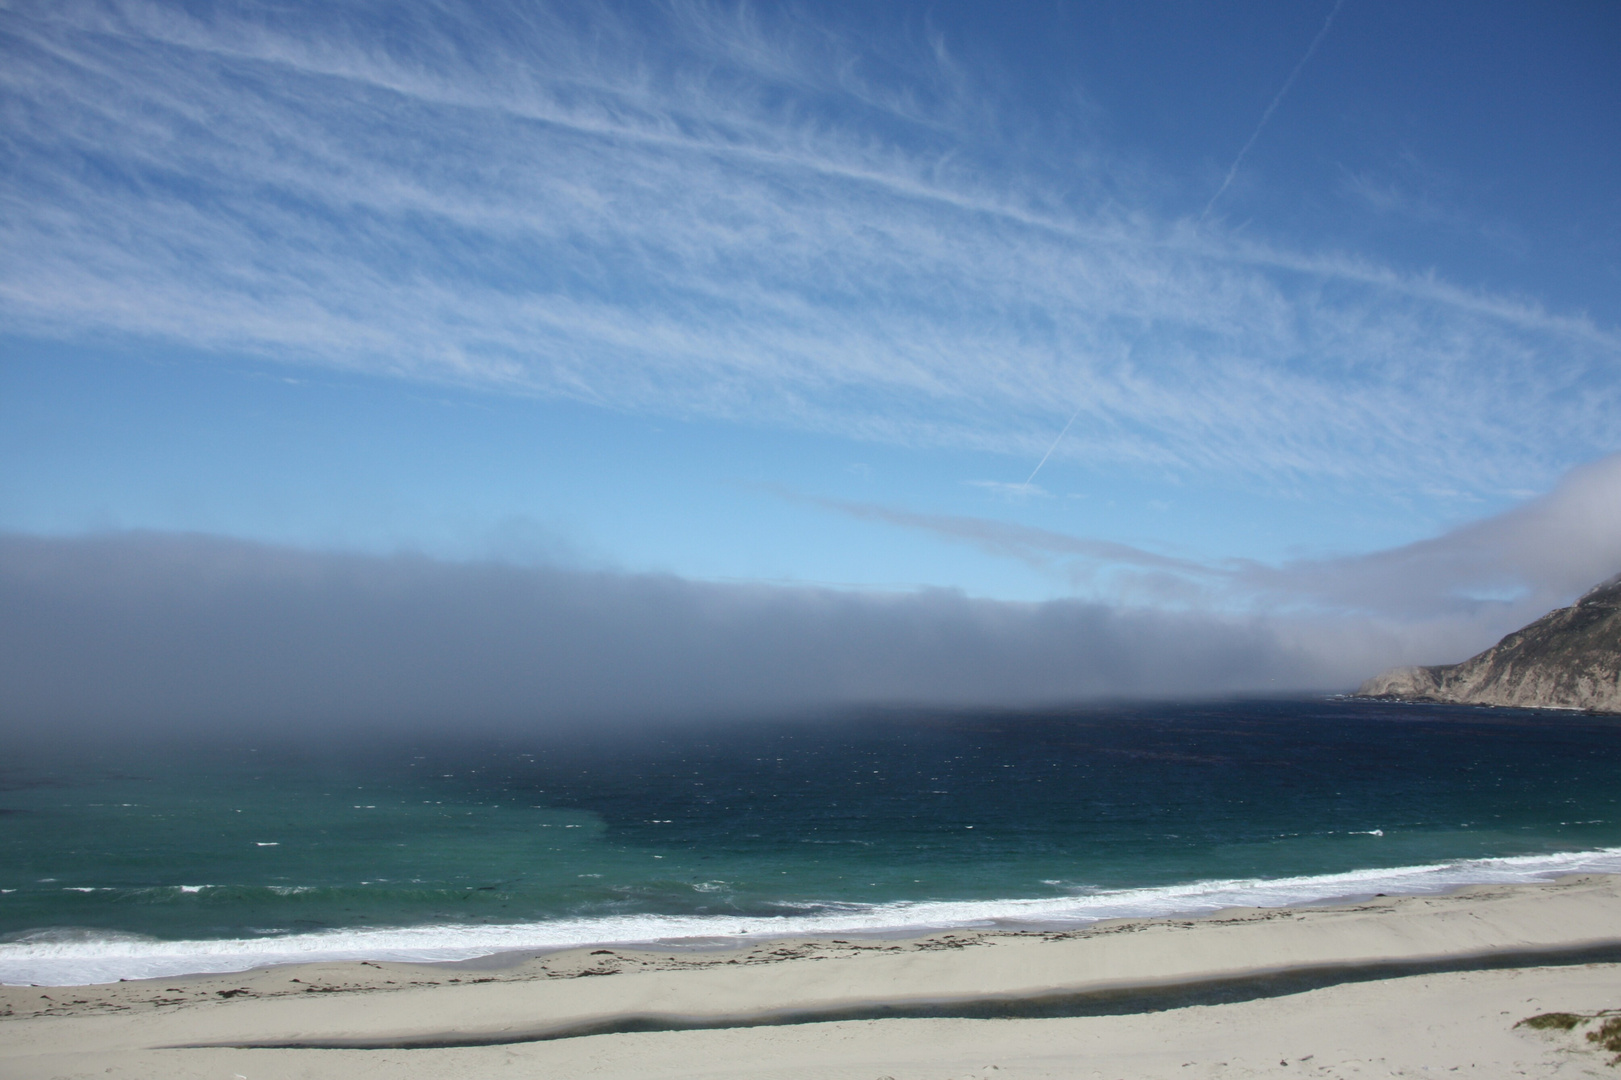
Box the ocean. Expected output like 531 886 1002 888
6 697 1621 986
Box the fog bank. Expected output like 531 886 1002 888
0 531 1379 735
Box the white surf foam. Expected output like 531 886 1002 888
6 846 1621 986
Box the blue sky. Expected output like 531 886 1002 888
3 0 1619 652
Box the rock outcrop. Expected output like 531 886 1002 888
1356 574 1621 713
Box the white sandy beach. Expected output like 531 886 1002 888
6 875 1621 1079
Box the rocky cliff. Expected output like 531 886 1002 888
1356 574 1621 713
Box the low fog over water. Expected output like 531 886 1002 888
0 531 1324 735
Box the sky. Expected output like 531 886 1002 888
2 0 1619 725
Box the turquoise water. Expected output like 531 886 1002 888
6 698 1621 984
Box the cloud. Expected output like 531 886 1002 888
964 480 1049 498
798 493 1213 579
1 0 1617 499
1243 452 1621 620
811 452 1621 642
0 529 1376 734
14 451 1616 732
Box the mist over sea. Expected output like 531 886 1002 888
6 698 1621 986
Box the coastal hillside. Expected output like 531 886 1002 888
1357 575 1621 713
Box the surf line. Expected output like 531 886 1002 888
165 939 1621 1050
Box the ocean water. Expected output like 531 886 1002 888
6 698 1621 985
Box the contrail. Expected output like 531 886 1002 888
1200 0 1345 221
1022 403 1086 489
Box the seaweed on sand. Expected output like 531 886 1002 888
1515 1011 1621 1065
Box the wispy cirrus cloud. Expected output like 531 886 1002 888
2 0 1617 498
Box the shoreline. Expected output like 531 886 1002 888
10 843 1621 988
6 873 1621 1077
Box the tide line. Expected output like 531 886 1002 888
167 941 1621 1050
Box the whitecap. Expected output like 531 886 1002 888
9 846 1621 986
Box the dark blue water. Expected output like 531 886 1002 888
6 698 1621 984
